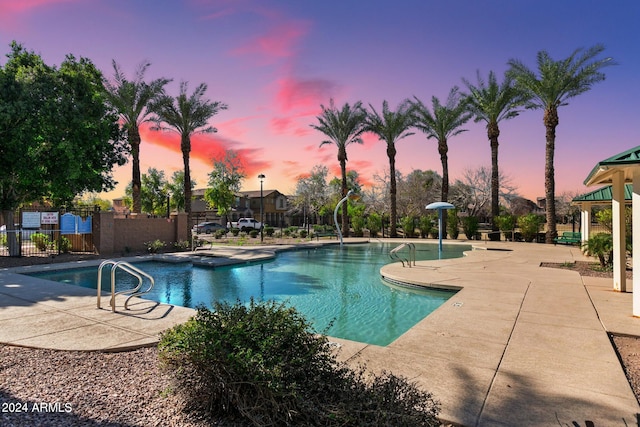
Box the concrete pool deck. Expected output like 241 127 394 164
1 239 639 425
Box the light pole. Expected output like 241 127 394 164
258 174 265 242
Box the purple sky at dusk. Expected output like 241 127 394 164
1 0 639 202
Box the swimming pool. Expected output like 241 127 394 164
28 243 468 345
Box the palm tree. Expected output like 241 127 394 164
150 81 228 216
412 87 472 234
364 100 414 238
103 61 171 214
310 99 366 237
507 44 614 243
462 70 529 232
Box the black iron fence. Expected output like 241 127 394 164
0 207 95 257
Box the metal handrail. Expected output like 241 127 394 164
97 260 155 312
389 243 416 267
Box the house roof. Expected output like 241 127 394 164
584 145 640 186
572 184 633 204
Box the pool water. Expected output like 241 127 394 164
29 243 467 345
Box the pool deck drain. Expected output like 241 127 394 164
1 239 640 425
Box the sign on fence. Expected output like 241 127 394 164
41 212 58 225
21 211 41 228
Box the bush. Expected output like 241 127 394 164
583 233 613 268
214 229 225 239
249 229 259 238
495 214 516 240
231 227 240 236
461 216 480 240
159 300 440 426
418 216 432 238
145 239 166 253
446 209 459 239
517 214 544 242
30 233 50 251
400 217 415 238
351 215 365 237
299 229 308 238
367 213 382 238
56 236 71 253
174 240 190 251
264 226 274 237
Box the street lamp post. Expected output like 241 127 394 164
258 174 265 242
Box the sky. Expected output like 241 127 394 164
1 0 639 203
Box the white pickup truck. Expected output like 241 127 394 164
230 218 263 231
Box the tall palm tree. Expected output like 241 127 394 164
364 100 414 238
507 44 614 243
412 87 472 234
462 70 529 232
310 99 366 237
103 61 171 214
150 81 227 216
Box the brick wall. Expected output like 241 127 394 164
94 212 189 255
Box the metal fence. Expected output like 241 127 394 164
1 207 95 257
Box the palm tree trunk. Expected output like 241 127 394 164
439 139 449 237
388 143 398 238
544 107 558 244
488 122 500 232
339 156 349 238
129 128 142 214
181 136 192 216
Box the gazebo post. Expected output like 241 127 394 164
634 174 640 316
612 171 626 292
580 202 591 245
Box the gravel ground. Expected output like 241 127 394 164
0 346 216 427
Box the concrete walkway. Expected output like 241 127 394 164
1 240 639 426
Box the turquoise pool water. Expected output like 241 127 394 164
28 243 468 345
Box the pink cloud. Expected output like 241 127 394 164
275 77 337 113
140 124 269 177
0 0 77 27
231 20 309 64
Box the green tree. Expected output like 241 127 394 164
150 81 228 216
311 99 367 237
507 45 614 243
364 100 414 238
166 170 195 213
462 70 528 231
412 88 471 234
204 151 245 227
103 60 171 214
0 42 126 255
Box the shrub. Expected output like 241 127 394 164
418 216 432 238
159 300 440 426
400 216 415 238
517 214 544 242
447 209 459 239
174 240 191 251
0 232 6 247
495 214 516 240
56 236 71 253
231 227 240 236
461 216 480 240
264 226 275 237
145 239 166 253
583 233 613 268
299 229 308 238
351 215 365 237
30 233 50 251
249 229 259 238
367 213 382 238
214 229 225 239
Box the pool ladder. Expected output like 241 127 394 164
389 243 416 268
96 260 155 312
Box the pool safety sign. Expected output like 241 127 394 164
21 211 59 227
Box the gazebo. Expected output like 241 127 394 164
583 146 640 315
572 183 632 245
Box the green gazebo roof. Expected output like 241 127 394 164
573 184 632 204
584 146 640 186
